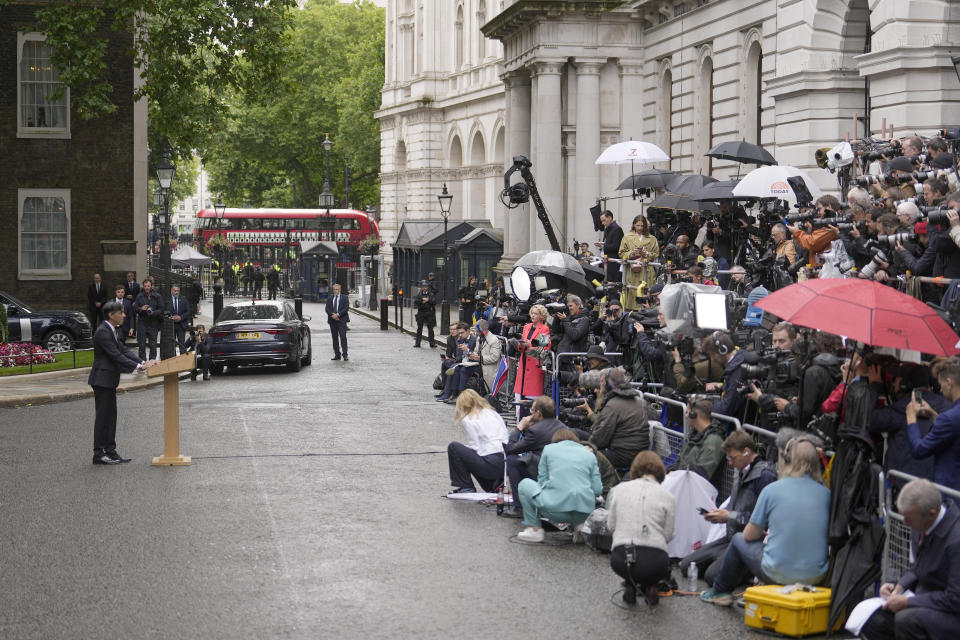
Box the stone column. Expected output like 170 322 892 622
575 60 603 247
495 70 532 273
532 61 564 252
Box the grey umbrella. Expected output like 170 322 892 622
690 179 745 201
648 193 720 215
615 169 678 191
706 141 777 166
665 174 718 195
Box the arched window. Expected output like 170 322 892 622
449 135 463 218
471 131 486 218
694 52 714 175
455 5 464 71
658 66 673 169
493 126 505 164
743 40 762 144
477 0 487 60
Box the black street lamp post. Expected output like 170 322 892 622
319 133 336 291
155 152 176 359
214 196 226 279
438 183 453 333
155 152 175 285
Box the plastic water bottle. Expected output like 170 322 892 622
496 487 504 515
687 562 698 592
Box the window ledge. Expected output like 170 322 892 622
17 129 71 140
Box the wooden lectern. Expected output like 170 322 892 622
147 351 196 466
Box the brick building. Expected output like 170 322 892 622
0 3 147 310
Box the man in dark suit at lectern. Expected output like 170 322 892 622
325 283 350 361
88 301 156 465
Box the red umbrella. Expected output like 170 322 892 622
754 279 960 356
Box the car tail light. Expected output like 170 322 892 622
210 330 230 337
265 328 291 335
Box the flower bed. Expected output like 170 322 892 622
0 342 57 367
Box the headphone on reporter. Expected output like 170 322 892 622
781 434 821 465
711 330 732 356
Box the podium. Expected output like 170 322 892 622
147 351 196 466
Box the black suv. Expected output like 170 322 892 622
1 291 93 352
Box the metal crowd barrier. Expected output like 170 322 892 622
642 392 690 435
879 469 960 583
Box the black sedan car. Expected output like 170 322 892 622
208 300 312 374
1 291 93 352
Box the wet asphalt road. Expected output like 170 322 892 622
0 305 813 639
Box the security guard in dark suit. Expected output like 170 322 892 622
88 301 156 465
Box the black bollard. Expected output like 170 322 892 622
380 299 389 330
294 296 303 319
213 283 223 324
160 315 176 359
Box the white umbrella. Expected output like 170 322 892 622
732 165 823 207
595 140 670 165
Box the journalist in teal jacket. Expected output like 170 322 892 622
518 438 603 527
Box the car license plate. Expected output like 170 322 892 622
237 332 261 339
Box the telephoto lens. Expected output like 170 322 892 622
860 250 889 280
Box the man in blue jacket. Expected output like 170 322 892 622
905 358 960 491
88 301 156 464
861 479 960 639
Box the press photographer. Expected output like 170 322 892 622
895 193 960 280
742 323 802 429
582 367 651 469
551 294 591 357
786 195 842 263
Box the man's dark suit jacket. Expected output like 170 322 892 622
503 417 590 456
899 502 960 618
325 294 350 324
124 281 141 301
87 282 108 312
87 322 142 389
109 297 134 337
166 294 193 326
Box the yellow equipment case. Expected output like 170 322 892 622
743 584 842 637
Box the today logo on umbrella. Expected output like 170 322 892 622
769 181 791 195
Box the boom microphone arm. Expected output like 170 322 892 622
501 155 562 252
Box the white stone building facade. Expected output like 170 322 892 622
377 0 960 272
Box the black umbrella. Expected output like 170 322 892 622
648 193 719 214
706 141 777 166
827 430 885 634
690 179 744 201
615 169 678 191
665 174 717 195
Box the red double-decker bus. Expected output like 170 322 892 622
194 208 379 267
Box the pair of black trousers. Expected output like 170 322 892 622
138 323 158 360
329 321 348 357
861 606 958 640
415 320 434 346
92 385 118 454
447 442 503 492
506 453 539 497
610 545 671 592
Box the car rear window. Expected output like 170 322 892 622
218 305 283 321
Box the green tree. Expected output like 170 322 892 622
4 0 297 152
204 0 384 210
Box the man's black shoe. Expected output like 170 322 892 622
413 343 421 348
343 356 349 361
93 454 121 465
644 585 659 606
500 507 522 519
622 582 637 605
107 451 132 463
203 372 210 380
331 356 341 361
429 344 437 348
